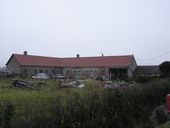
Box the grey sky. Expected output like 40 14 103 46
0 0 170 67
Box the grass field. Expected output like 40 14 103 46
157 122 170 128
0 78 99 127
0 78 101 113
0 78 170 128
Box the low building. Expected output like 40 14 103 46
6 52 137 79
0 67 11 77
134 66 160 77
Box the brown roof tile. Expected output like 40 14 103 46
60 56 132 67
13 54 61 67
7 54 133 68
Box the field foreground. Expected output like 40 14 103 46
0 78 170 128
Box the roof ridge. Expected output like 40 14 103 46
13 54 61 59
60 55 133 59
13 53 132 59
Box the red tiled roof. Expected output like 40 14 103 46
11 54 61 67
60 56 132 67
7 54 133 68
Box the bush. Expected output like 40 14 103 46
150 105 168 127
0 101 15 128
135 76 153 83
160 61 170 77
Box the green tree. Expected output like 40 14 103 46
159 61 170 77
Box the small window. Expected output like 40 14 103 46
74 71 76 75
45 70 48 74
78 70 81 75
39 70 43 73
24 69 27 74
52 70 55 74
34 70 37 74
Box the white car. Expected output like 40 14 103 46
53 74 65 79
32 73 49 79
104 81 115 88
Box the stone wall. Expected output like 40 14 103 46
63 67 101 79
6 57 21 74
20 66 62 76
127 56 137 77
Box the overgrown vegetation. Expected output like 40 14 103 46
157 122 170 128
135 76 154 83
160 61 170 77
0 78 169 128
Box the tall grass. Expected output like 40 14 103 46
0 78 169 128
157 122 170 128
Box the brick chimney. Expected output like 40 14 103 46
24 51 27 55
77 54 80 58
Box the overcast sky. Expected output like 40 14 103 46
0 0 170 67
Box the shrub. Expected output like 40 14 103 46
0 101 15 128
150 105 168 127
135 76 153 83
159 61 170 77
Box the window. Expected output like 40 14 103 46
78 70 81 75
52 70 55 74
45 70 48 74
24 69 27 74
34 70 37 74
39 70 43 73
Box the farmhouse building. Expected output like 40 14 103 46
6 52 137 79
